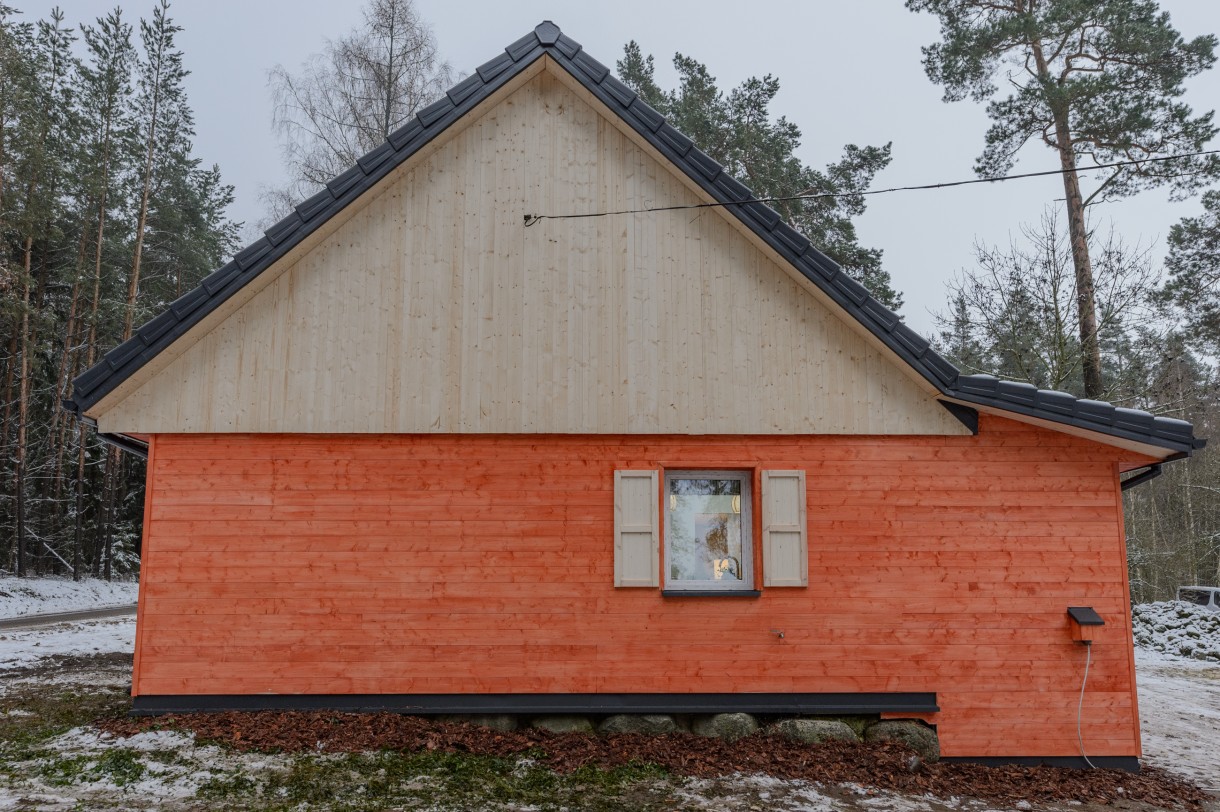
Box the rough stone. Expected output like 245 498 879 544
690 712 759 741
437 714 518 732
766 718 858 744
864 720 940 762
529 715 595 734
597 714 680 735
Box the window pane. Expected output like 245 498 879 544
668 478 744 583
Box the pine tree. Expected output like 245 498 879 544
907 0 1219 398
1163 191 1220 353
616 42 901 310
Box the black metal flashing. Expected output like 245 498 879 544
1120 464 1164 491
1067 606 1105 626
97 433 149 460
941 756 1138 773
131 692 939 716
938 401 979 434
61 21 1202 456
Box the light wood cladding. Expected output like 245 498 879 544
96 69 967 436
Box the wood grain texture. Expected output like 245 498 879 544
135 414 1144 758
95 69 966 437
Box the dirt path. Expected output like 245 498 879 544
1135 651 1220 795
0 604 137 631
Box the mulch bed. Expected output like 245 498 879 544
97 711 1209 811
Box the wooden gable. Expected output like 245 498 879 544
91 63 968 436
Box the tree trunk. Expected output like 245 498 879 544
1029 35 1103 399
14 236 32 576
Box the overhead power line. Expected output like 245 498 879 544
522 149 1220 227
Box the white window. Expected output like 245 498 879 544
664 471 753 592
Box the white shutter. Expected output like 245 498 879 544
614 470 659 587
762 469 808 587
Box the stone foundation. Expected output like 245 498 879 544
436 713 939 762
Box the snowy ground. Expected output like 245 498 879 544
0 576 137 619
0 617 135 673
0 607 1216 810
1135 648 1220 793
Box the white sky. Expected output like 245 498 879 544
21 0 1220 335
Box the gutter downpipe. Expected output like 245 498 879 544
1120 464 1163 492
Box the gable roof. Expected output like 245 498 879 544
63 21 1201 457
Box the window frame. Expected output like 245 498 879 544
662 469 755 593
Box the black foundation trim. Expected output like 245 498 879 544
942 756 1139 772
131 692 939 716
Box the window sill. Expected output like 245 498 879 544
661 590 762 598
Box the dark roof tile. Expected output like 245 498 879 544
1113 407 1156 434
1074 399 1115 425
923 351 959 387
447 73 483 106
600 74 636 108
476 52 515 83
957 374 1000 397
656 124 693 157
505 31 539 61
554 32 581 59
201 261 242 295
138 309 178 344
168 285 208 319
832 272 869 305
326 165 364 197
713 173 751 202
388 118 424 151
534 20 561 45
357 141 395 174
626 98 665 132
264 212 303 247
417 97 453 128
234 239 272 271
295 188 335 221
1034 389 1077 416
772 221 810 256
572 50 609 83
742 200 781 231
103 338 144 371
892 323 930 357
996 380 1038 406
861 298 901 332
72 362 109 397
686 147 722 181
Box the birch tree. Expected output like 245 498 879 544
265 0 452 211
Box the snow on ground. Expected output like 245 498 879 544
0 618 134 672
0 576 137 619
1134 648 1220 792
1132 600 1220 662
0 727 295 812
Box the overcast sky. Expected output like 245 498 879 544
22 0 1220 335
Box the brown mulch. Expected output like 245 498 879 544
96 711 1209 811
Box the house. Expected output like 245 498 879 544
64 22 1202 769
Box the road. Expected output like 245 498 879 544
0 604 138 631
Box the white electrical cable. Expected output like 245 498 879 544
1076 641 1098 770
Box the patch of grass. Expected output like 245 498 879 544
191 748 673 812
0 683 130 763
92 748 146 786
36 753 92 786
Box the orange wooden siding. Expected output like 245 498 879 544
136 415 1145 758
